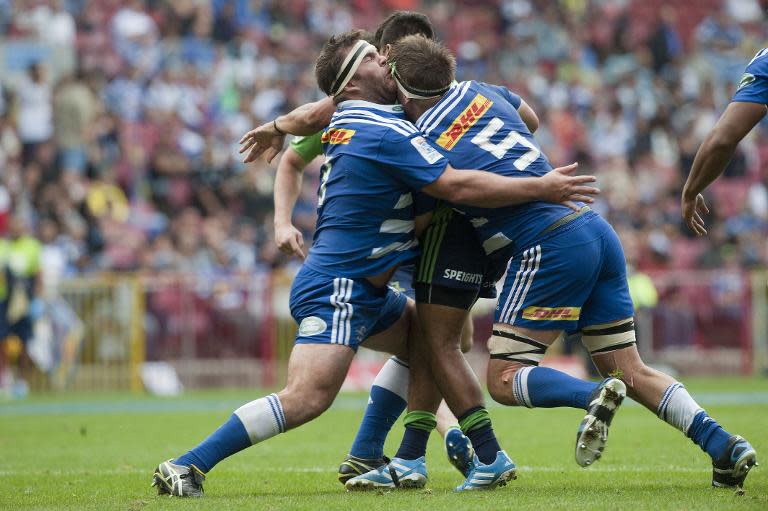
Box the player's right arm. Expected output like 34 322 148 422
681 51 768 235
378 129 598 210
240 98 335 163
423 162 597 209
273 133 324 259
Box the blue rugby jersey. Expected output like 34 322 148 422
415 80 577 256
732 48 768 105
304 100 449 278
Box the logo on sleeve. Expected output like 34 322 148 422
410 136 443 164
436 93 493 150
321 128 356 144
298 316 328 336
738 73 756 90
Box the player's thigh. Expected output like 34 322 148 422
282 343 355 425
416 301 469 350
363 294 412 356
285 343 355 396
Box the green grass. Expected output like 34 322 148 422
1 378 766 510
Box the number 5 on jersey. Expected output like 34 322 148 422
471 117 540 170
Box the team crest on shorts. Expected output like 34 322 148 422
298 316 328 336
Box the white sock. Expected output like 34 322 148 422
234 393 286 444
371 356 409 400
512 366 535 408
657 383 703 434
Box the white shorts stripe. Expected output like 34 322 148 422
342 278 353 345
499 247 534 322
506 245 542 324
501 245 541 325
330 278 341 344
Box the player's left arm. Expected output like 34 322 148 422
482 82 538 133
424 163 597 209
518 99 539 134
240 97 336 163
681 101 767 235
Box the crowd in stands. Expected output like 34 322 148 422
1 0 768 291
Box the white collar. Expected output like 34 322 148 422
414 81 460 126
337 100 403 113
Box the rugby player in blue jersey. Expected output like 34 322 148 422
682 48 768 235
350 35 756 491
150 30 598 497
267 13 484 485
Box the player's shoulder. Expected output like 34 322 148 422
744 48 768 75
329 100 418 143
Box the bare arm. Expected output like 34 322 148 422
240 98 336 163
681 101 767 235
423 163 598 209
518 99 539 134
274 147 309 259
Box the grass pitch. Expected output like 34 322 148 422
1 378 767 510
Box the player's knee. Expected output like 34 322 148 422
486 360 525 406
281 383 336 422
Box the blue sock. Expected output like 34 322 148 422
514 366 597 410
687 411 732 460
349 357 409 459
174 414 251 473
349 385 407 458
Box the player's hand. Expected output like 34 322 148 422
681 193 709 236
275 223 305 260
541 163 600 210
239 122 286 164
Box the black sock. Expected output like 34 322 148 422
458 406 501 465
394 426 430 460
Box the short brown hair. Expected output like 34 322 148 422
315 29 373 96
387 35 455 95
374 11 435 49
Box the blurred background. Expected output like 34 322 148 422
1 0 767 398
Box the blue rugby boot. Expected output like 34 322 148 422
345 456 427 490
454 451 516 491
712 435 758 489
575 377 626 467
445 427 474 477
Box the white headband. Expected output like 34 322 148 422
330 40 377 97
389 61 451 100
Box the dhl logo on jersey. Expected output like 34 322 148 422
322 128 356 145
521 306 581 321
436 94 493 150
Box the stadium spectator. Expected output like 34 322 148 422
0 0 764 279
